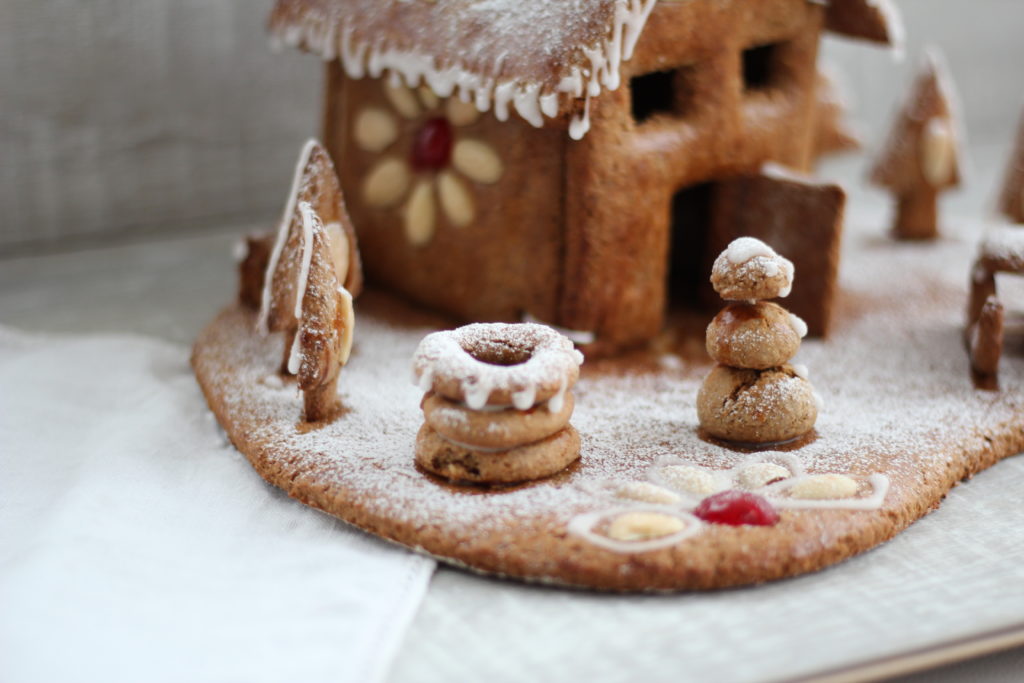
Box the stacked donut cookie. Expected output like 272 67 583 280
412 323 584 484
698 238 820 445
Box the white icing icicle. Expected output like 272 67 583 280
257 138 318 335
270 0 659 139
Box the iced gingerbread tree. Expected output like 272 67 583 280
697 238 819 446
870 50 962 240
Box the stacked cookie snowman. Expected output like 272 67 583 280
697 238 819 445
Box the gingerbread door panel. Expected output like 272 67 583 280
699 171 845 337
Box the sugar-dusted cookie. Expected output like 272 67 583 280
421 391 574 451
697 364 818 445
415 424 580 485
706 302 804 369
710 237 795 301
413 323 582 410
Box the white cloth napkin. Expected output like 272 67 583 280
0 327 435 683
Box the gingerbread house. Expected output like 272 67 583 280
268 0 902 354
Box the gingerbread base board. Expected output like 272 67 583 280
192 235 1024 592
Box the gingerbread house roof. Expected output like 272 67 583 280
269 0 902 138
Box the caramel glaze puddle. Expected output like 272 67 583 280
697 428 819 453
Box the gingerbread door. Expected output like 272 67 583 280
700 167 846 337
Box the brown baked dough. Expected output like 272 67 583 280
415 424 581 485
706 302 802 369
422 391 574 451
697 364 818 444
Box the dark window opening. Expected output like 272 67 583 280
668 182 716 310
742 43 780 91
631 70 675 123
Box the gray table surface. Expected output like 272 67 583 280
3 152 1024 682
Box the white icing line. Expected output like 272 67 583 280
766 474 890 510
293 202 316 320
568 506 704 554
286 202 317 376
258 138 317 335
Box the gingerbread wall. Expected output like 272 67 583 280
561 0 824 353
323 65 568 326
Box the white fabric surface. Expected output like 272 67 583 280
0 327 435 683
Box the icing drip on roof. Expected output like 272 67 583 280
268 0 657 139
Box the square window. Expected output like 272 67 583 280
742 43 780 91
631 70 675 123
630 66 699 125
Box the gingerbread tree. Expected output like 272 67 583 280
267 201 355 421
997 109 1024 224
258 139 362 337
255 140 362 421
870 51 962 240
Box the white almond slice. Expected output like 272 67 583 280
660 465 720 496
354 108 398 152
324 222 350 285
437 171 475 227
362 157 410 208
788 474 859 500
452 139 504 184
737 462 791 490
607 511 685 541
404 179 436 247
614 482 682 505
921 116 955 187
418 85 440 110
384 84 421 119
336 286 355 365
446 98 481 127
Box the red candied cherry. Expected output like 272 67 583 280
411 117 453 170
694 490 779 526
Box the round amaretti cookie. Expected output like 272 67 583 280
706 302 805 369
697 364 818 444
415 423 581 484
422 391 574 451
413 323 583 409
711 237 795 301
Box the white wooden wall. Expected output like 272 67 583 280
2 0 1022 252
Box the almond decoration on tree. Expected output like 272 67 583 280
870 51 962 240
997 109 1024 224
256 139 363 421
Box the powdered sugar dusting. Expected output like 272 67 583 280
193 225 1024 570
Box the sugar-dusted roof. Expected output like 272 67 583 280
269 0 901 138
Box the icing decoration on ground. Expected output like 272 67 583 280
569 452 891 553
412 323 584 484
870 49 964 240
699 237 818 445
359 82 504 246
